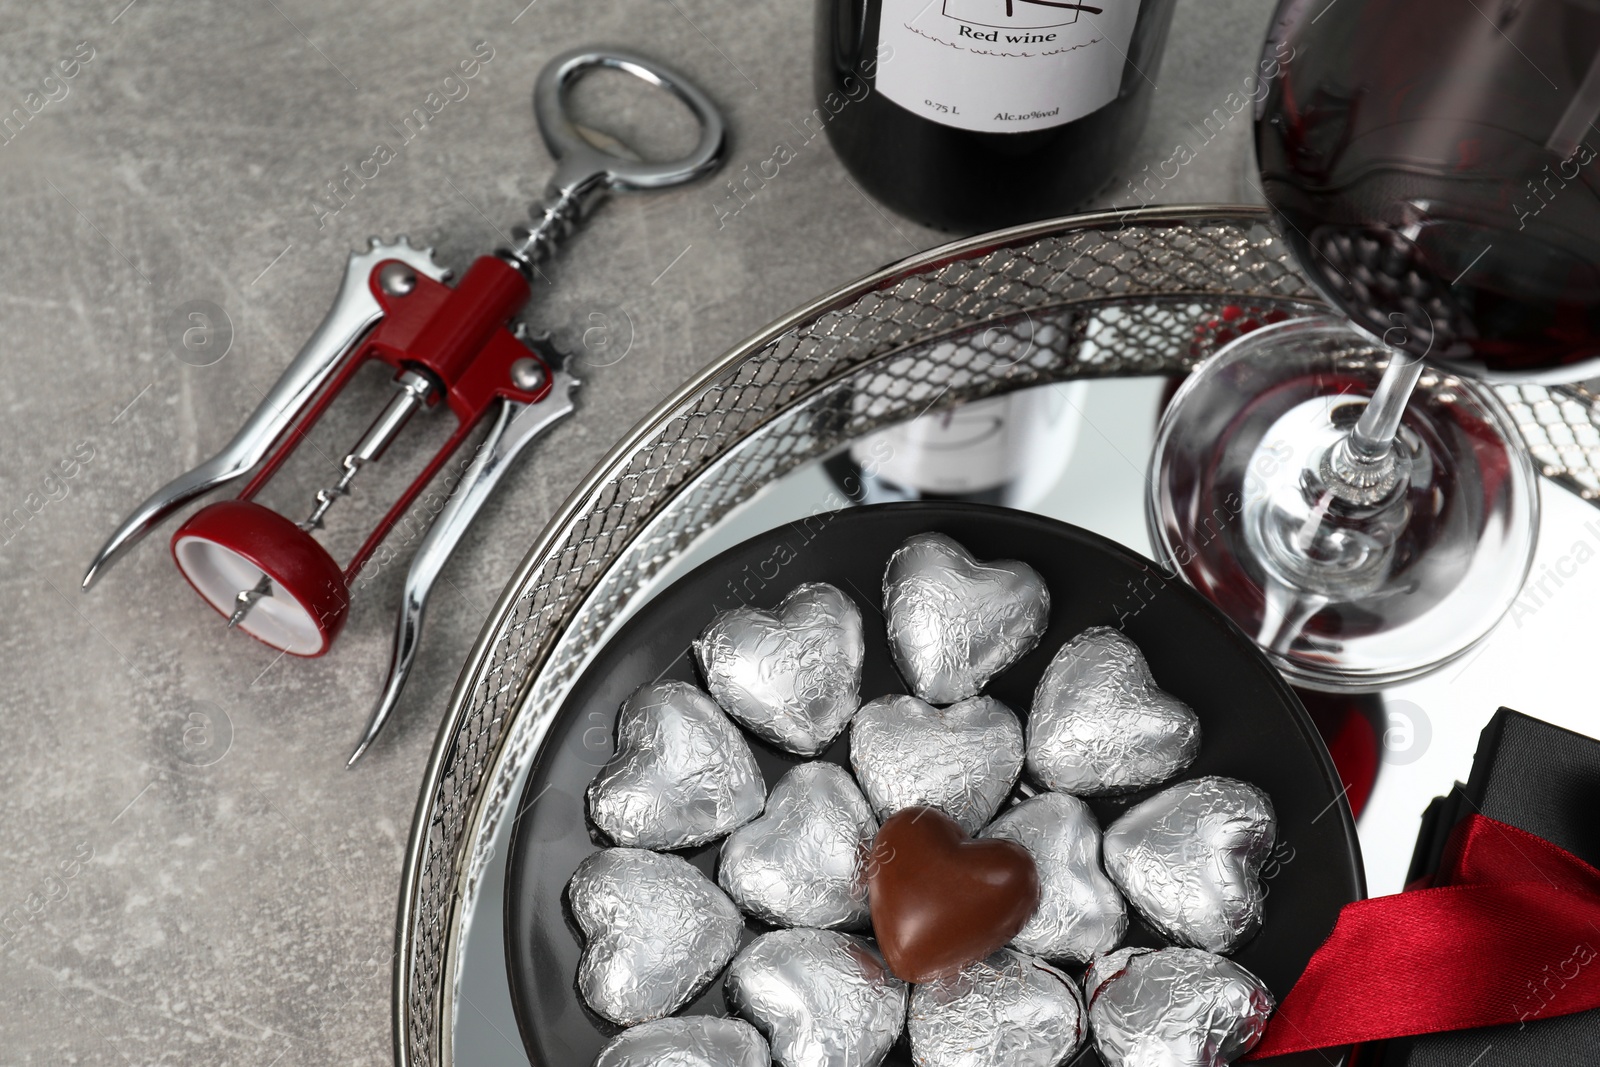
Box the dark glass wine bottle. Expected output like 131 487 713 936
816 0 1179 233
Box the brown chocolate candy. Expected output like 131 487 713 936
866 806 1041 983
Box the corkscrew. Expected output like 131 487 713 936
80 48 726 766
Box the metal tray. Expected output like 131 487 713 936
392 204 1600 1066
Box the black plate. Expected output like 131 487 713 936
505 503 1364 1066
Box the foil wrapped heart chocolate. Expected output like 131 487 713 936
694 582 865 756
908 948 1086 1067
718 761 877 929
1085 946 1274 1067
567 848 744 1026
1103 776 1277 954
883 533 1050 704
982 792 1127 963
725 927 909 1067
587 680 765 850
1027 627 1201 795
867 806 1041 983
851 693 1024 834
594 1016 771 1067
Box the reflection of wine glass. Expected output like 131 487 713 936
1149 0 1600 690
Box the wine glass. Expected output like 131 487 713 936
1148 0 1600 691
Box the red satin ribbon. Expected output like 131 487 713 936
1247 814 1600 1059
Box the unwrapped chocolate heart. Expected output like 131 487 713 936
587 680 765 850
867 806 1041 983
1085 946 1274 1067
567 848 744 1026
718 761 877 929
1102 776 1277 954
908 948 1086 1067
695 582 865 756
982 792 1126 963
883 533 1050 704
594 1016 771 1067
725 927 908 1067
852 693 1024 833
1027 627 1200 795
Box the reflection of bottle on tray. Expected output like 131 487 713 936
825 384 1087 508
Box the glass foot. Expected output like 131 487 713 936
1148 317 1540 691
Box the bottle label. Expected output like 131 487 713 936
874 0 1143 133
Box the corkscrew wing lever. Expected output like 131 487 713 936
80 240 451 590
348 369 578 767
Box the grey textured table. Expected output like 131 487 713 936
0 1 1276 1062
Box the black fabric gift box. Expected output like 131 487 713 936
1372 708 1600 1066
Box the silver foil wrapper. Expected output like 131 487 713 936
719 762 876 929
1102 776 1277 954
1085 946 1274 1067
694 582 865 757
725 928 908 1067
587 680 765 850
908 948 1086 1067
883 533 1050 704
1026 627 1200 796
851 693 1024 834
594 1016 771 1067
982 793 1126 963
568 848 745 1026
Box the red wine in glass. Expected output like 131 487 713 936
1144 1 1598 691
1257 0 1600 381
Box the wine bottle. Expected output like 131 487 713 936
816 0 1179 233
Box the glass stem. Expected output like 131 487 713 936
1347 351 1424 461
1319 350 1424 505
